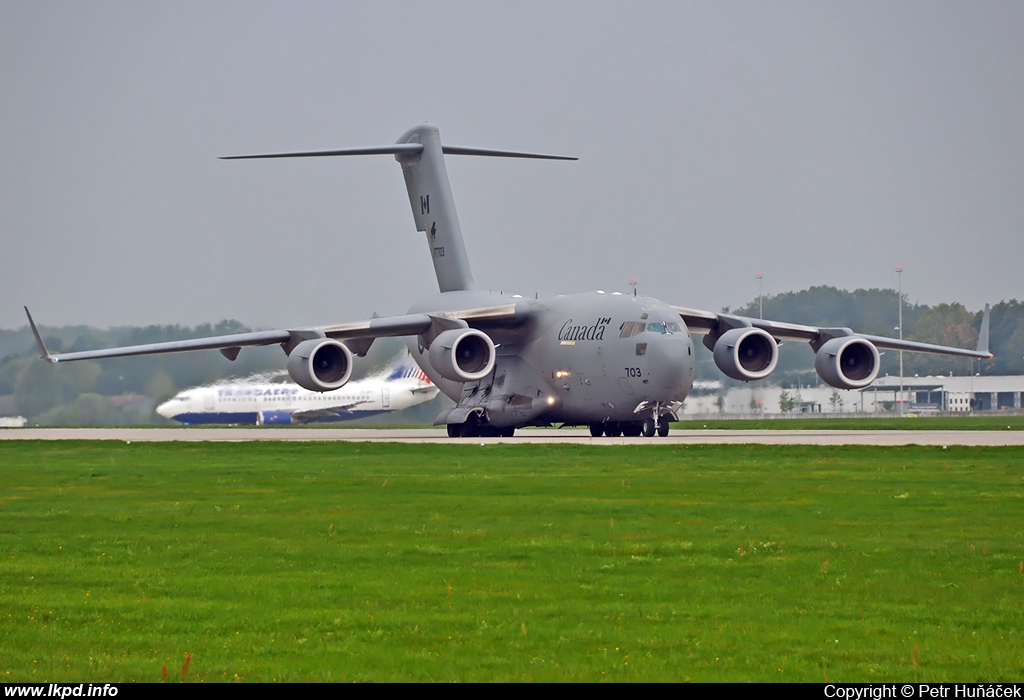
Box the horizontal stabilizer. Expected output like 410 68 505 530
441 145 576 161
222 144 576 161
220 144 424 160
222 125 576 294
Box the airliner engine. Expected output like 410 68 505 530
428 328 496 382
286 338 353 392
712 328 779 381
814 337 880 389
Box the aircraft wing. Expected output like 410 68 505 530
24 303 526 363
672 304 993 359
290 400 370 422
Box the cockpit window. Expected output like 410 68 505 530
622 319 682 336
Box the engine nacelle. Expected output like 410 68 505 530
428 328 496 383
814 337 880 389
712 327 779 381
257 410 292 426
286 338 353 392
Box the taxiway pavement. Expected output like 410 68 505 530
3 427 1023 446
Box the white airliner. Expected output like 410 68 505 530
156 353 438 425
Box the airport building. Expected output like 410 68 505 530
861 375 1024 413
681 376 1024 416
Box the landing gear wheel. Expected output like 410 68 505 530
446 423 462 438
622 422 642 437
641 417 656 437
500 427 515 438
605 421 622 437
657 416 670 437
463 415 480 438
589 423 604 438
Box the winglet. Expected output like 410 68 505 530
978 303 992 358
24 307 56 362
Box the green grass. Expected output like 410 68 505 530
674 414 1024 431
1 441 1022 682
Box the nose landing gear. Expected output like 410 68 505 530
657 415 670 437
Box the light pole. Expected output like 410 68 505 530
756 271 764 319
896 263 904 416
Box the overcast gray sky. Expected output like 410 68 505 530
3 1 1022 330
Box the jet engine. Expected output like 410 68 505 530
428 328 496 383
814 337 880 389
286 338 353 392
712 327 779 381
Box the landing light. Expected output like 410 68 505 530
546 396 555 405
555 370 571 378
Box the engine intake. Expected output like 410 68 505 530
814 337 880 389
286 338 353 392
712 327 779 381
428 328 496 382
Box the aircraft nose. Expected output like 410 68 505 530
156 400 175 419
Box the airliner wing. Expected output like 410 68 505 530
672 304 993 359
24 303 526 363
290 401 370 422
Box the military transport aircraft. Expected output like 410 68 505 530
25 124 992 438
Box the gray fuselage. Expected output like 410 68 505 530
407 290 695 425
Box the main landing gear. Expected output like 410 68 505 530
589 416 671 438
446 414 515 438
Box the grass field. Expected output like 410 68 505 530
2 441 1022 682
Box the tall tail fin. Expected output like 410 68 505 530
222 125 575 293
395 125 476 292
